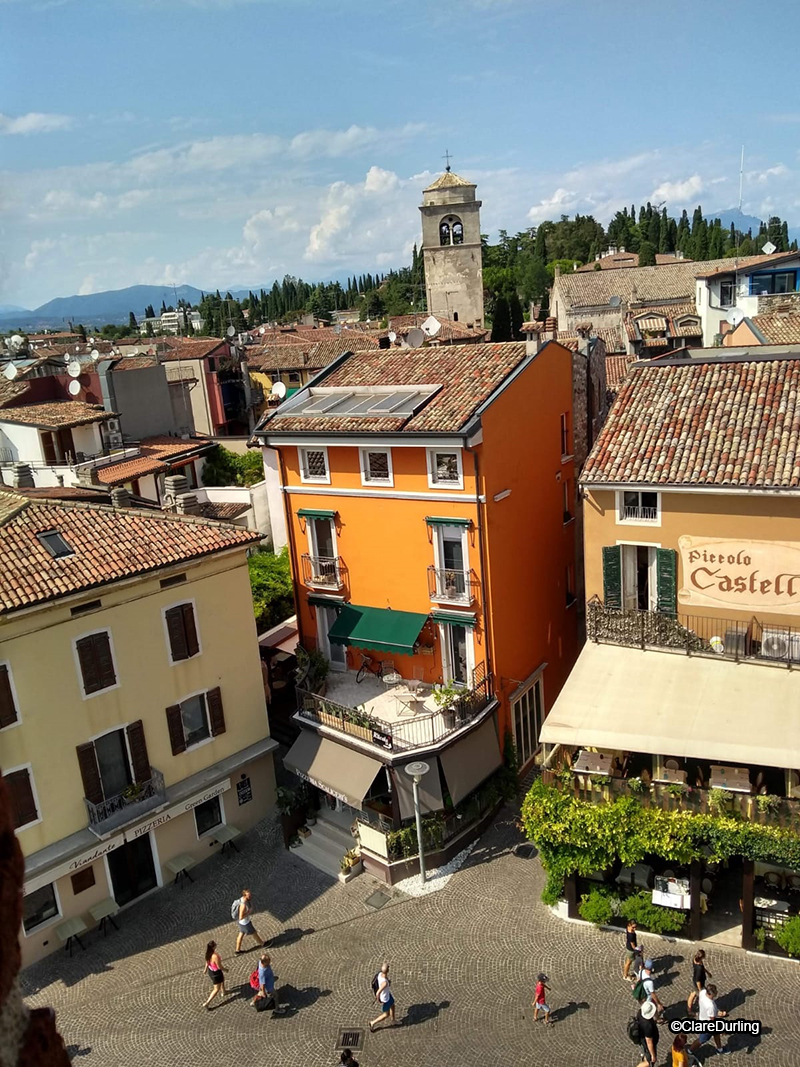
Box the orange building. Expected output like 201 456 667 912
253 340 579 880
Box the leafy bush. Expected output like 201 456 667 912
578 887 616 925
756 795 781 814
620 890 686 935
202 444 264 487
773 915 800 957
541 870 564 907
248 548 293 632
708 788 733 816
627 777 647 794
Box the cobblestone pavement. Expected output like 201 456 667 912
22 808 798 1067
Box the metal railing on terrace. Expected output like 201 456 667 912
427 565 475 604
587 597 800 666
301 553 345 590
85 767 166 833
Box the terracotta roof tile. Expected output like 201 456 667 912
0 400 115 429
94 435 212 486
423 170 473 191
159 338 228 362
199 501 251 520
557 327 626 353
693 251 800 279
582 355 800 489
0 494 260 614
749 312 800 346
605 354 636 389
575 252 692 271
257 341 534 435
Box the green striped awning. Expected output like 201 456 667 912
425 516 472 527
430 610 477 628
297 508 336 519
328 604 428 656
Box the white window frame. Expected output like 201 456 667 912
432 524 470 604
615 490 662 527
6 761 43 831
0 660 21 731
427 448 463 490
22 879 62 937
161 597 203 666
299 446 331 485
194 790 227 840
438 621 475 686
359 447 394 487
306 514 338 561
177 689 214 752
72 627 121 701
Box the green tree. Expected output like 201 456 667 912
508 291 524 339
201 445 263 487
145 321 154 338
637 240 656 266
490 295 512 342
128 311 138 331
76 323 87 342
248 549 293 633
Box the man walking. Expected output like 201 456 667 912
623 920 643 982
369 962 395 1031
235 888 267 954
251 952 276 1009
687 949 711 1013
637 959 665 1020
635 999 659 1067
696 984 730 1054
532 973 553 1025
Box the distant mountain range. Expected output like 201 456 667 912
0 283 271 331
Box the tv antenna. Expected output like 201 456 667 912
738 145 745 213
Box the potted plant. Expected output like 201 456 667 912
122 782 143 804
276 786 298 816
433 679 461 729
339 848 363 882
298 825 311 839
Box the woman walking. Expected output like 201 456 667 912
203 941 226 1009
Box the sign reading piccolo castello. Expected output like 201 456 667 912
679 536 800 613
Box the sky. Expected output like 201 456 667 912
1 0 799 309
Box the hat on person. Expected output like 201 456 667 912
640 1000 657 1020
644 959 654 970
537 973 548 982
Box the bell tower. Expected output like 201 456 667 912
419 164 484 328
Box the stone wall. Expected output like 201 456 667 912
758 292 800 314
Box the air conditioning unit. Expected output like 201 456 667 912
106 432 124 449
759 627 800 663
106 418 121 434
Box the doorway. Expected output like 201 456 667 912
107 834 158 907
317 605 347 671
622 544 656 610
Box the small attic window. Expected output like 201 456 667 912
37 530 74 559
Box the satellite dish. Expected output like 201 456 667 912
609 295 622 308
762 240 777 256
68 379 81 396
271 381 287 399
75 345 81 352
88 337 95 344
726 308 746 327
3 362 18 380
259 327 265 335
67 360 82 378
407 328 425 348
388 331 397 343
226 325 236 338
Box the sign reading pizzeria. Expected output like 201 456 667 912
679 536 800 613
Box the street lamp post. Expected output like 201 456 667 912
404 761 430 885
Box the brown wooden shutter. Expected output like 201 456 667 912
71 866 96 895
166 704 186 755
93 633 117 690
76 742 103 804
76 636 101 694
207 687 226 737
0 665 18 728
6 768 38 828
165 606 188 661
182 603 199 658
126 720 151 784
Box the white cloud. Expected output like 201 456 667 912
749 164 789 185
0 112 73 135
23 238 57 271
527 187 578 222
651 174 704 203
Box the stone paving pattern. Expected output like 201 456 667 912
22 807 798 1066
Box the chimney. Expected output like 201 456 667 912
111 486 131 508
176 492 200 516
75 464 101 487
11 463 34 489
164 473 189 498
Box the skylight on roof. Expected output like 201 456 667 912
287 386 437 419
37 530 74 559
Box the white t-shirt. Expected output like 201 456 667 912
698 989 716 1021
641 972 655 998
377 973 391 1003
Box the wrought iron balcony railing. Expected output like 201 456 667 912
427 565 474 603
301 553 344 589
85 767 166 832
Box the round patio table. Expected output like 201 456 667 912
382 671 402 686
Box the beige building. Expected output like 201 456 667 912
0 490 276 965
542 349 800 947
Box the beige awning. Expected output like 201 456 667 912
393 758 445 821
439 717 502 805
540 642 800 769
283 731 383 809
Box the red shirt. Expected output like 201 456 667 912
535 981 546 1004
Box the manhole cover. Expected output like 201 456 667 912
335 1028 365 1051
365 889 391 910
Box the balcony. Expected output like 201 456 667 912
587 597 800 666
85 767 166 836
301 553 345 591
622 504 658 522
296 670 493 756
427 565 475 604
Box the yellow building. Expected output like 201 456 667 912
0 489 276 965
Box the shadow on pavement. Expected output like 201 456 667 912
400 999 450 1027
551 1000 589 1022
268 926 315 949
66 1045 92 1060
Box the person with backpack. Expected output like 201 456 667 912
369 962 395 1031
233 888 267 954
631 999 659 1067
532 973 553 1025
632 959 665 1021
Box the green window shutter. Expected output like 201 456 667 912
656 548 678 615
602 546 622 609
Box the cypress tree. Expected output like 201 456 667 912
638 240 657 266
508 291 524 340
490 296 512 342
128 311 138 330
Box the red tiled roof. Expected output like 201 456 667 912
582 355 800 489
575 252 691 272
258 341 538 434
112 355 159 371
693 251 800 279
199 501 251 520
94 435 212 486
159 338 228 362
605 354 636 389
748 312 800 346
0 494 260 614
557 327 626 353
0 400 115 429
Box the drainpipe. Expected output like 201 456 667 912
276 446 304 645
463 436 494 700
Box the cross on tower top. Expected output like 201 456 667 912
442 149 452 172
